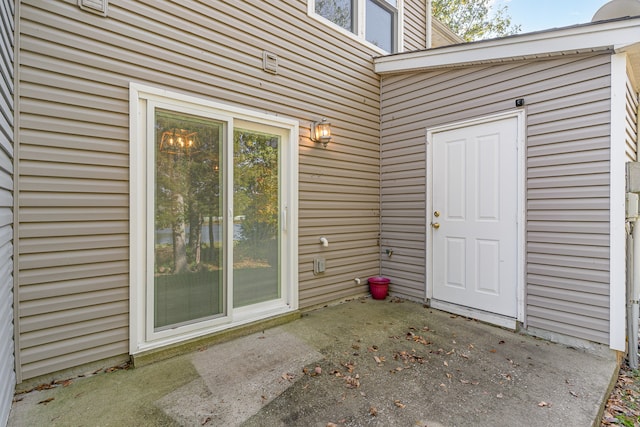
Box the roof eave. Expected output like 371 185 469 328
374 16 640 75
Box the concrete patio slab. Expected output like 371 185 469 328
8 298 618 426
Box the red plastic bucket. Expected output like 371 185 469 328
368 276 390 300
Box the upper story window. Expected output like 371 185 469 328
311 0 402 53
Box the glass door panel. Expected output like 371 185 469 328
233 126 280 307
153 109 224 329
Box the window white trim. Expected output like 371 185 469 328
308 0 404 54
129 83 299 354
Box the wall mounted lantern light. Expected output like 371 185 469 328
310 118 331 147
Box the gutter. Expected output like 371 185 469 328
375 15 640 74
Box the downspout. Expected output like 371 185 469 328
631 217 639 369
425 0 432 48
634 93 640 369
627 93 640 370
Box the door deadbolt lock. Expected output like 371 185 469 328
434 211 440 217
431 222 440 229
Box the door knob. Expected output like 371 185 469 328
431 222 440 229
434 211 440 217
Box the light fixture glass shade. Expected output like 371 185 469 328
311 119 331 147
159 128 199 155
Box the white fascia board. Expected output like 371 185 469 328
375 17 640 74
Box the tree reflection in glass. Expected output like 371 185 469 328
154 110 224 329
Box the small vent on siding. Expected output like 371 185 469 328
78 0 108 16
263 51 278 74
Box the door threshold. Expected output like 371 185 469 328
429 300 516 330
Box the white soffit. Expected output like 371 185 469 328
374 17 640 74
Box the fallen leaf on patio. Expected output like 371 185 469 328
496 393 503 399
352 344 360 350
282 372 295 381
459 353 469 359
201 416 212 425
38 397 54 405
34 382 56 391
326 423 338 427
394 400 406 408
443 361 448 367
422 326 430 332
460 379 470 384
499 340 505 344
395 367 403 371
446 373 452 379
374 356 383 364
369 406 378 416
468 344 474 349
569 391 578 398
406 332 430 346
52 379 73 388
538 401 550 407
314 366 322 375
345 375 360 388
489 349 497 353
446 349 455 355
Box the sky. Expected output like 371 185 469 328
491 0 613 33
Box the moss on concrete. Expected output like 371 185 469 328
131 310 301 368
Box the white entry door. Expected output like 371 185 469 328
431 115 519 318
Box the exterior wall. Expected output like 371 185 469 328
0 0 14 422
402 2 464 51
14 0 395 380
380 53 613 344
403 0 426 51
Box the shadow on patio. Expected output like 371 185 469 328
9 298 617 426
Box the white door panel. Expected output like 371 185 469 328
432 116 518 317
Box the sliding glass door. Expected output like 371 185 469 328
233 124 281 308
147 105 291 338
153 109 225 329
131 85 297 351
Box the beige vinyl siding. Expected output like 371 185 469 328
0 0 13 422
401 2 464 52
380 53 612 344
16 0 382 380
403 0 426 51
625 70 638 162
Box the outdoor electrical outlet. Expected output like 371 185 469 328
313 257 326 275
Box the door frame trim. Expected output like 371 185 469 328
129 83 299 354
425 110 526 323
